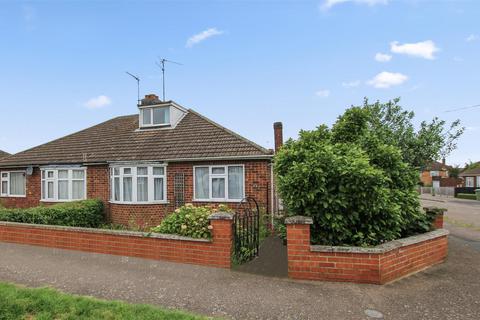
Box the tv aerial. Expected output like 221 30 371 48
156 58 183 101
125 72 141 105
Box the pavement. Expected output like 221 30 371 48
0 197 479 319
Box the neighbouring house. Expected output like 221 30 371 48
420 159 452 188
459 162 480 189
0 150 10 159
0 94 283 227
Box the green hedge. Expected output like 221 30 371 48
456 193 477 200
0 199 104 228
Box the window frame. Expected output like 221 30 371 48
40 168 87 202
0 171 27 198
477 176 480 188
193 164 245 202
465 177 475 188
110 165 167 204
139 106 170 128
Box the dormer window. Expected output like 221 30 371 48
141 106 170 127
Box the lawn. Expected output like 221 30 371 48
0 282 208 320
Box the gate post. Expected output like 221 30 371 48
208 212 235 268
285 216 313 279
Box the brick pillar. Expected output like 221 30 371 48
285 216 313 279
208 212 234 268
423 207 447 229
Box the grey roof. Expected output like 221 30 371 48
0 109 272 167
0 150 10 159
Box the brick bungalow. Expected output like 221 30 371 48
0 95 282 227
419 159 452 187
459 163 480 188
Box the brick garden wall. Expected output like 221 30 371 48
286 216 449 284
0 213 234 269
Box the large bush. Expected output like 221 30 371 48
151 204 233 239
274 100 460 246
0 199 104 228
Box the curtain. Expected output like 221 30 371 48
72 181 84 199
154 177 164 201
58 181 69 199
123 177 132 201
195 167 209 199
228 166 244 199
212 178 225 198
114 177 120 201
9 172 25 196
137 177 148 201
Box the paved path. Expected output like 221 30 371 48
1 238 479 320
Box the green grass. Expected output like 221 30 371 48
456 193 478 201
0 282 208 320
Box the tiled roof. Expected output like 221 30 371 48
424 161 452 171
459 163 480 176
0 150 10 159
0 109 272 167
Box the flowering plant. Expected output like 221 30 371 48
151 204 233 239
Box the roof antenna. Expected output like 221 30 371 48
125 72 141 105
156 58 183 101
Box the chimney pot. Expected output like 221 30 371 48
141 94 161 106
273 122 283 153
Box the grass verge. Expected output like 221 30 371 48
0 282 208 320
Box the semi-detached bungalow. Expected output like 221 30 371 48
0 94 283 227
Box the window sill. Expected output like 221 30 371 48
109 201 169 205
192 199 243 203
0 195 26 198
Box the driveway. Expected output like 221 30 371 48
1 236 479 320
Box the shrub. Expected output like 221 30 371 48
151 204 233 239
456 193 477 200
0 199 104 228
274 101 444 247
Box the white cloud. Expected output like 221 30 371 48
84 95 112 109
186 28 224 48
342 80 360 88
390 40 439 60
315 89 330 97
321 0 388 10
466 34 479 42
375 52 392 62
367 71 408 89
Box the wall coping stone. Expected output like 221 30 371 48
0 221 211 243
423 206 447 215
310 229 449 254
285 216 313 225
208 212 234 220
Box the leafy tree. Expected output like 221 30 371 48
449 166 462 178
274 98 462 246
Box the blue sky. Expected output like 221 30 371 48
0 0 479 166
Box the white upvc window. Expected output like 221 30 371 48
477 176 480 188
140 106 170 127
0 171 26 197
193 165 245 202
465 177 475 188
110 165 167 204
430 171 440 177
41 168 86 202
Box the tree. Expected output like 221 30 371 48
274 98 463 246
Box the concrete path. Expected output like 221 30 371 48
1 238 479 320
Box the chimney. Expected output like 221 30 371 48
442 158 446 166
140 94 161 106
274 122 283 153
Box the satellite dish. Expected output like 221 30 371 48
26 166 33 176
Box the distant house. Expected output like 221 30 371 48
420 160 452 188
459 163 480 188
0 150 10 159
0 94 283 227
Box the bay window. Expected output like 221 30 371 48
111 165 166 203
41 168 86 201
194 165 244 201
465 177 475 188
0 171 26 197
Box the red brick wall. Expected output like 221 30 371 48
0 217 233 268
286 222 448 284
1 160 272 228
